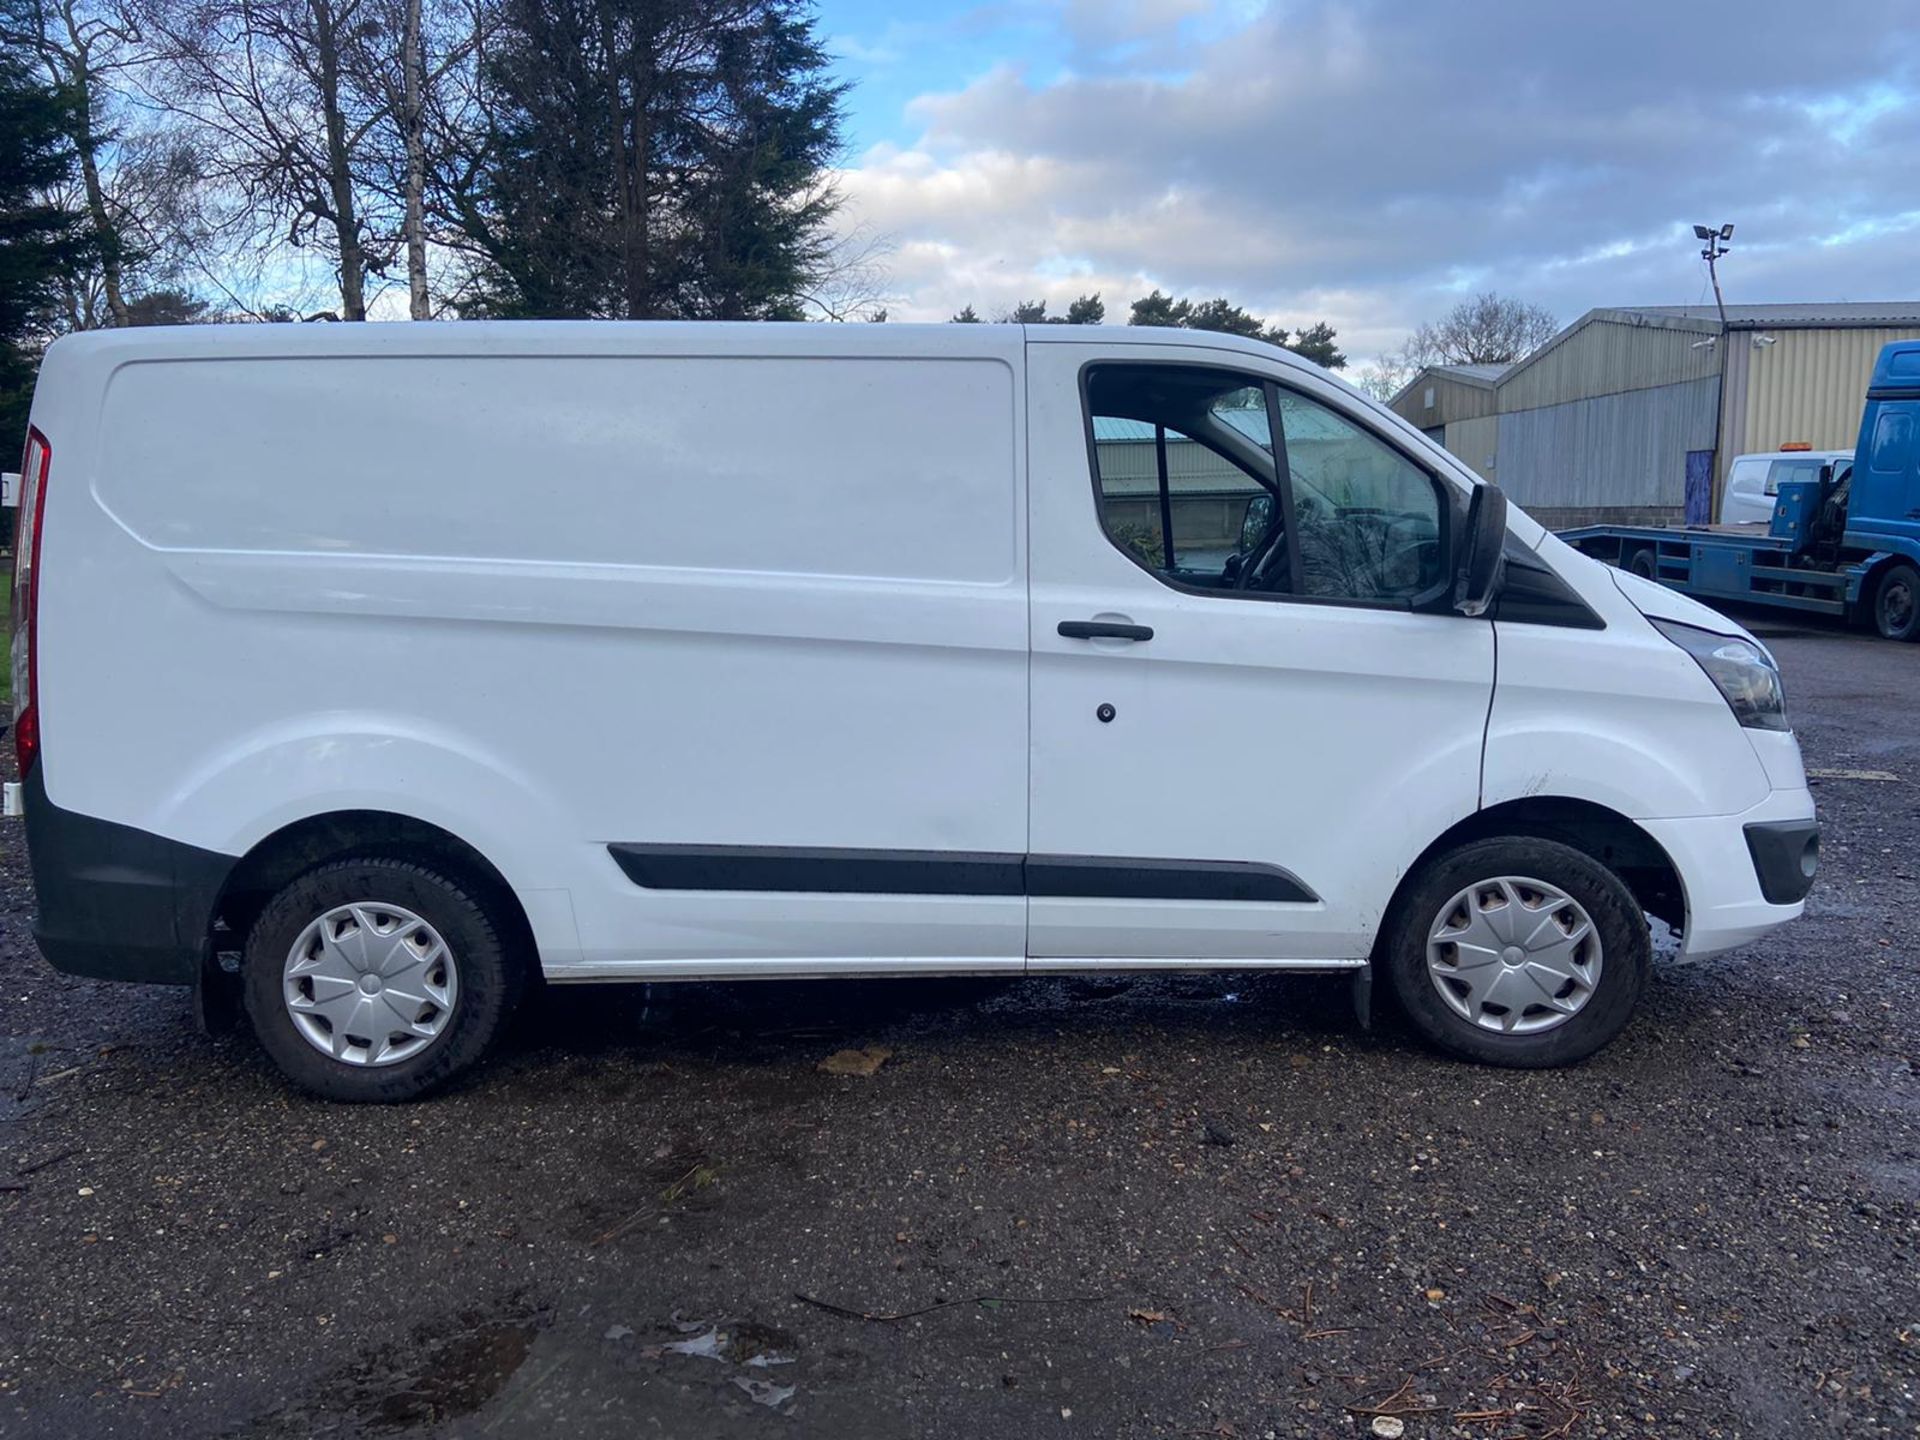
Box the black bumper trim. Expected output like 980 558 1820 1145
1744 819 1820 906
23 766 238 985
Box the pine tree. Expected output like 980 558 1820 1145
1127 289 1344 368
462 0 845 320
0 17 92 460
1063 292 1104 325
997 294 1102 325
1286 321 1346 369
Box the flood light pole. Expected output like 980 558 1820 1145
1690 222 1736 524
1692 222 1734 333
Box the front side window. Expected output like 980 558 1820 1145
1870 409 1914 473
1085 364 1446 606
1275 390 1445 601
1764 457 1824 496
1085 367 1277 590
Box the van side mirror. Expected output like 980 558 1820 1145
1453 482 1507 616
1237 493 1273 555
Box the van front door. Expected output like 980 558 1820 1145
1024 342 1495 964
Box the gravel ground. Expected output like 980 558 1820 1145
0 613 1916 1439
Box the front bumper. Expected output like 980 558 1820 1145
22 765 236 985
1641 787 1817 959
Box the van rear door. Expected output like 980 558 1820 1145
1022 338 1494 964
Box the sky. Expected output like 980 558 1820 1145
816 0 1920 365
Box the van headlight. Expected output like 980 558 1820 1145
1650 618 1788 731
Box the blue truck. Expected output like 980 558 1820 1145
1560 339 1920 641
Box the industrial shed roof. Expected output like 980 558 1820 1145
1384 362 1511 412
1425 363 1509 386
1493 301 1920 388
1611 302 1920 329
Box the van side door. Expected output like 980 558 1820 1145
547 339 1032 974
1024 341 1495 964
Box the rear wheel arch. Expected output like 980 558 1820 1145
211 810 538 971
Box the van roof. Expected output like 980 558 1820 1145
1729 449 1852 463
46 318 1325 374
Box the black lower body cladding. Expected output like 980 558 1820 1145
22 765 236 984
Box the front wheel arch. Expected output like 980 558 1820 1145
1378 834 1653 1066
1378 796 1685 944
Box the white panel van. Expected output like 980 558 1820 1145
1722 449 1853 525
12 323 1818 1100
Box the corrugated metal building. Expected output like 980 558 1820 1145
1389 303 1920 526
1395 363 1502 482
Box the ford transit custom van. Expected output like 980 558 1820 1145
11 322 1817 1099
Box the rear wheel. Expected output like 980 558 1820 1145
243 857 527 1101
1873 561 1920 642
1626 548 1657 581
1380 837 1650 1067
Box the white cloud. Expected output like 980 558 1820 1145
833 0 1920 358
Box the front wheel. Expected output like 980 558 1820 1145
243 857 527 1101
1873 561 1920 642
1379 837 1650 1067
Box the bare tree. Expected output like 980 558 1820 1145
399 0 426 317
3 0 147 325
137 0 397 321
788 217 892 322
3 1 227 332
1403 292 1557 368
343 0 490 318
407 0 493 296
1351 352 1415 403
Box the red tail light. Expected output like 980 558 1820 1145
12 427 50 775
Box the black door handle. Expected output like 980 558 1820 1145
1058 619 1154 642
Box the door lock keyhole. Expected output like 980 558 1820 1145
1096 703 1116 724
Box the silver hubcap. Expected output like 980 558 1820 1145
1425 875 1603 1035
283 902 459 1066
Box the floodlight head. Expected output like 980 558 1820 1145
1719 222 1735 240
1693 224 1712 240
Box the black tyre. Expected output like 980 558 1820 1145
243 857 527 1101
1379 837 1650 1068
1626 548 1657 581
1873 561 1920 642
